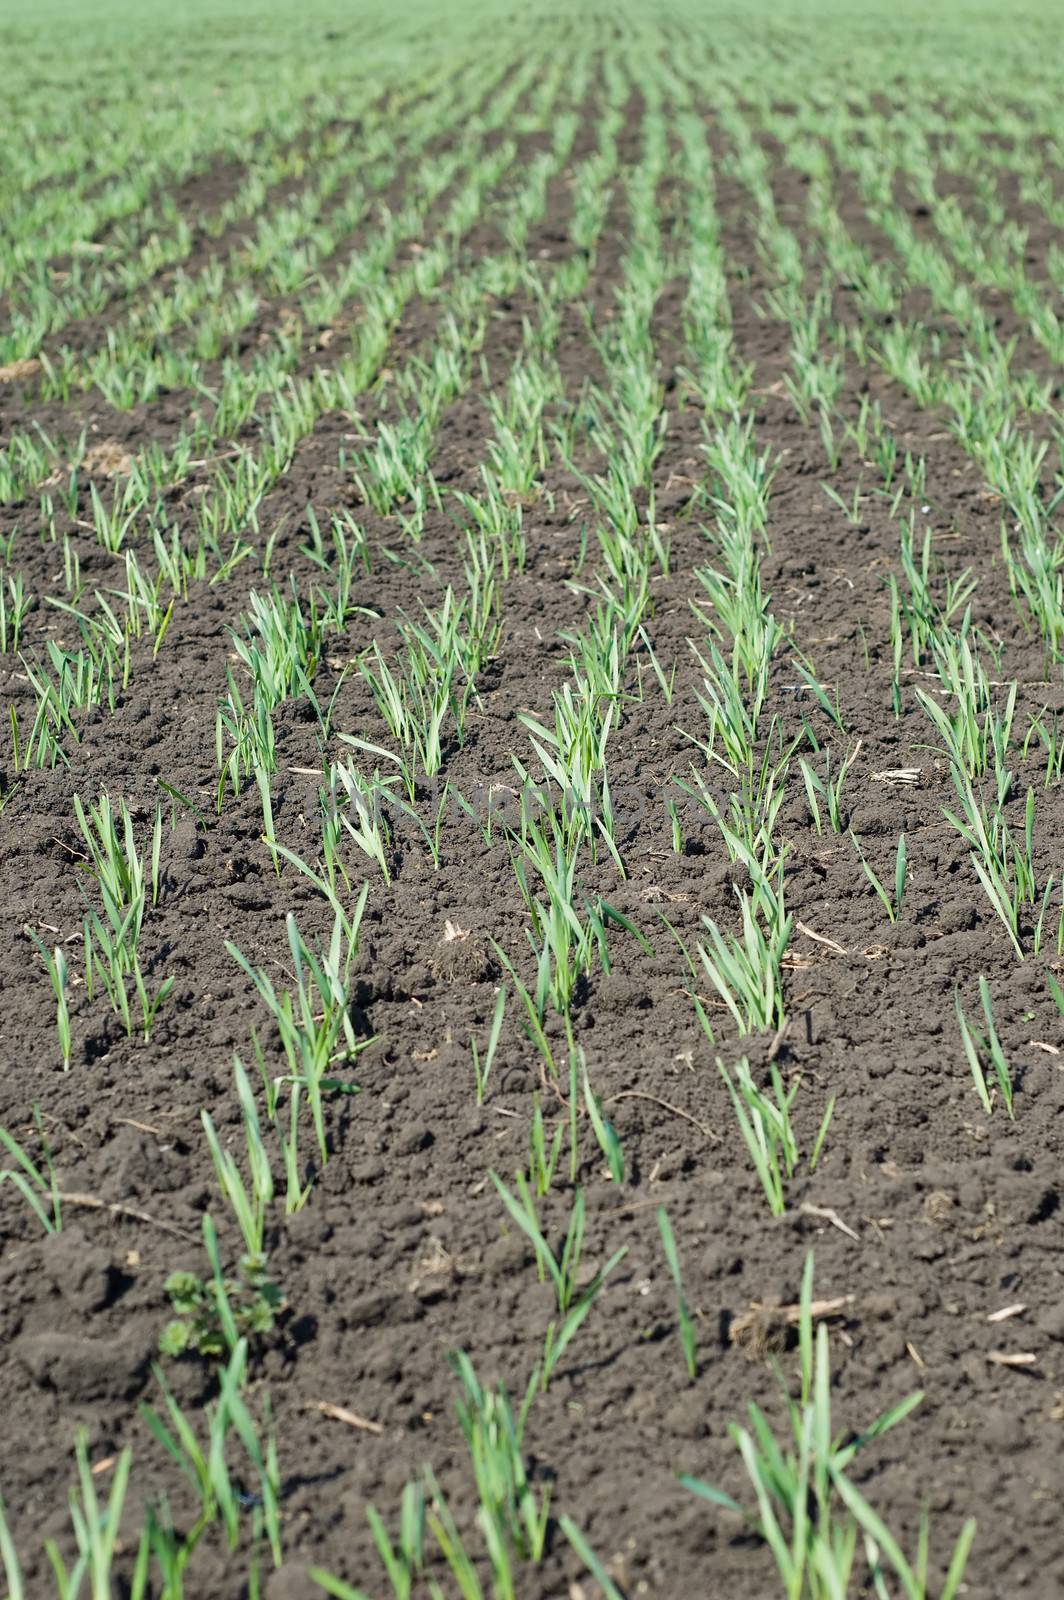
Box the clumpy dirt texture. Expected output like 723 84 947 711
3 2 1064 1597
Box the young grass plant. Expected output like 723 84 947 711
582 1060 625 1184
682 1253 976 1599
227 902 370 1169
25 932 72 1068
0 1105 61 1233
490 1174 627 1390
525 1096 564 1196
43 1432 132 1600
450 1351 551 1566
200 1055 274 1265
942 767 1052 959
506 814 650 1021
719 1057 835 1215
326 757 395 882
799 742 861 835
695 878 792 1037
850 831 907 925
140 1337 282 1568
515 676 621 868
955 977 1014 1118
72 790 172 1038
471 987 506 1105
658 1207 697 1380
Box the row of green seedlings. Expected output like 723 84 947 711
657 411 1028 1143
671 126 1064 1102
785 130 1064 671
760 214 1061 919
893 531 1061 1116
826 172 1064 669
14 105 388 383
614 91 842 1201
11 130 625 1043
487 56 742 909
3 261 514 779
1 1051 975 1599
783 479 1061 1028
0 76 349 331
0 21 549 373
730 443 1053 1118
485 103 684 1067
0 7 451 308
704 93 1064 683
45 45 568 412
509 107 675 876
0 70 553 575
214 110 625 865
0 106 606 778
2 45 608 580
42 45 527 397
216 361 559 867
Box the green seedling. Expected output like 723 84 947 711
490 1175 627 1389
658 1207 697 1380
583 1062 625 1184
526 1095 564 1195
451 1350 551 1564
682 1253 976 1598
719 1056 835 1215
696 884 792 1036
955 977 1014 1118
0 1105 61 1232
799 742 860 834
201 1055 274 1263
25 931 72 1068
141 1337 281 1566
228 905 371 1166
850 830 907 924
471 987 506 1104
42 1432 133 1600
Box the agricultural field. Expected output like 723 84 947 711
2 0 1064 1593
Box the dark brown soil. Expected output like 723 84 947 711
2 74 1064 1600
